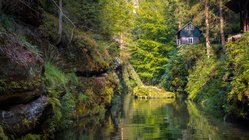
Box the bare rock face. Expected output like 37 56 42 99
0 32 44 106
0 0 43 26
0 96 49 136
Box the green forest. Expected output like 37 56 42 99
0 0 249 139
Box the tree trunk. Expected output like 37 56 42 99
178 21 182 30
205 0 211 58
219 0 226 52
58 0 63 43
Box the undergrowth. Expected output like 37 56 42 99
161 40 249 119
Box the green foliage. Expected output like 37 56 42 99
0 14 15 31
59 92 76 129
100 0 134 36
161 33 249 119
161 44 230 113
39 13 60 43
0 126 8 140
226 33 249 119
45 62 69 94
79 93 88 102
21 134 41 140
186 56 230 111
17 33 42 56
63 0 101 31
43 62 79 136
130 0 177 84
161 45 206 93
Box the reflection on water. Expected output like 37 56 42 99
56 95 249 140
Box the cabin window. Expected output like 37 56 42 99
187 37 193 44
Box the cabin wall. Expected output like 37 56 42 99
177 37 199 45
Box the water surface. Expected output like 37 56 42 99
56 95 249 140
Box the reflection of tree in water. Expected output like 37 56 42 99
186 101 220 139
121 99 176 140
56 97 249 140
186 101 249 140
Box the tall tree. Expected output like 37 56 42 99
58 0 63 43
219 0 226 52
205 0 211 58
173 0 190 29
130 0 176 84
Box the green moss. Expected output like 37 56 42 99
17 33 41 56
44 62 69 94
59 92 76 129
0 126 8 140
21 134 40 140
133 86 175 99
0 79 42 94
42 62 79 137
103 86 114 104
39 13 60 43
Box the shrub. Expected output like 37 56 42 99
186 56 230 111
21 134 41 140
226 33 249 119
160 44 206 93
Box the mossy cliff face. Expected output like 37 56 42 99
40 13 112 74
0 0 124 139
0 30 44 105
76 72 120 116
0 96 49 136
0 28 49 137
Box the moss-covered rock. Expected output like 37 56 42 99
76 72 119 116
0 30 44 106
39 13 112 74
133 86 175 99
0 96 49 136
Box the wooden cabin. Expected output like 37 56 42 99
176 22 202 45
226 0 249 32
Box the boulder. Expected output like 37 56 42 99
0 32 44 106
0 96 49 136
0 87 43 107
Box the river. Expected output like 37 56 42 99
56 94 249 140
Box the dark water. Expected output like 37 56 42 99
56 95 249 140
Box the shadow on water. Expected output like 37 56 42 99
56 94 249 140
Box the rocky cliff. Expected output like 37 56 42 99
0 0 122 139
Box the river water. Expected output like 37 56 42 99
56 94 249 140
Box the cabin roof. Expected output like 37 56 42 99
225 0 249 13
176 22 201 34
176 21 202 34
